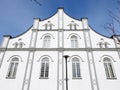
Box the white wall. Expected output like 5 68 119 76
0 51 28 90
0 8 120 90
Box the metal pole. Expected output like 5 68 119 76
63 55 69 90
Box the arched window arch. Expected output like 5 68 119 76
103 57 116 79
43 36 51 48
72 57 81 78
71 35 78 48
6 57 19 79
40 57 49 78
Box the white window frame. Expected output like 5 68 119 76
40 57 49 79
103 57 116 79
6 57 19 79
43 36 51 48
71 35 78 48
72 57 81 79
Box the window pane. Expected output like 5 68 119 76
13 63 18 77
40 63 45 77
45 62 49 77
43 36 51 48
71 40 74 48
76 63 81 77
108 63 115 77
104 63 110 78
71 36 78 48
103 57 116 79
7 57 19 78
7 63 14 77
72 62 76 78
40 58 49 78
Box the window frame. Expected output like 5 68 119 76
72 57 81 79
103 57 116 79
71 35 78 48
40 57 49 79
43 35 51 48
6 57 19 79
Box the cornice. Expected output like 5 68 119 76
0 48 120 51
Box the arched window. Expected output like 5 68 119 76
72 57 81 78
6 57 19 79
43 36 51 48
40 57 49 78
71 35 78 48
103 57 116 79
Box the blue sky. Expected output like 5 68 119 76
0 0 118 43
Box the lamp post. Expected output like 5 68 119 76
63 55 70 90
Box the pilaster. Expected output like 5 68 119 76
57 8 64 90
0 35 11 68
22 18 39 90
82 18 99 90
57 52 64 90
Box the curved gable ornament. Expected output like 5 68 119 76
99 55 116 62
7 55 23 62
67 33 81 39
69 55 84 62
40 33 55 39
37 55 54 62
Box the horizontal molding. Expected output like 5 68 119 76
38 29 84 31
0 48 120 51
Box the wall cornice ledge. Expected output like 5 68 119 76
0 48 120 51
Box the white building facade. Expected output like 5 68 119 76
0 8 120 90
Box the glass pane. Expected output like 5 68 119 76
76 63 81 77
40 63 45 77
12 57 19 61
7 63 14 77
71 40 74 48
72 63 76 78
75 40 78 48
43 36 51 48
71 36 78 48
104 63 110 78
45 63 49 77
13 63 18 77
108 63 115 77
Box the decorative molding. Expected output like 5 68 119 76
40 33 55 39
67 33 81 39
7 55 23 62
67 21 79 30
12 39 25 48
69 55 84 62
97 38 110 48
43 21 55 30
99 55 116 62
1 48 120 51
38 29 84 31
37 55 54 62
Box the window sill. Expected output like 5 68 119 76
106 77 117 80
72 77 82 79
39 77 49 79
6 77 16 79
